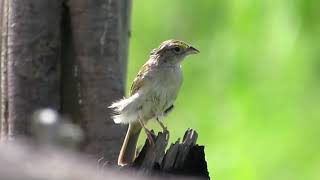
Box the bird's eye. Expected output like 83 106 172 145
173 47 181 52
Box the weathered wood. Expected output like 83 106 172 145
62 0 130 163
0 111 208 180
130 129 210 179
0 0 63 139
0 0 130 164
133 130 169 169
0 0 9 141
0 140 200 180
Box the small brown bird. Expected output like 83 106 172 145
109 39 199 166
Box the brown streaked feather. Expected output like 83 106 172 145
130 62 152 95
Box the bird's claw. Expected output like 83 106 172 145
162 126 168 132
144 128 155 146
147 133 155 146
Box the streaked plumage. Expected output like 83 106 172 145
109 39 199 166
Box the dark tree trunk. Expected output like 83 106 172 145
62 0 130 162
0 0 7 141
0 0 130 164
5 0 62 137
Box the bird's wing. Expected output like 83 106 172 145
130 62 152 95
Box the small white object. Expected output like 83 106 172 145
37 108 58 125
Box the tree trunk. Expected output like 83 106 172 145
62 0 130 163
0 0 130 164
0 0 62 139
0 0 6 141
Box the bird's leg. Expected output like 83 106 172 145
138 112 155 146
139 119 155 146
156 116 167 132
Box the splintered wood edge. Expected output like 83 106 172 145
182 129 198 145
140 130 169 169
173 129 198 169
133 129 199 170
126 129 209 179
132 130 169 169
162 138 180 171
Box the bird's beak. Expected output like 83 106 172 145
187 46 200 55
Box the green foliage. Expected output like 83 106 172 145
128 0 320 179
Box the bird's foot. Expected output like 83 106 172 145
144 128 155 146
162 125 168 132
156 117 168 133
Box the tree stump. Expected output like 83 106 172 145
129 129 210 179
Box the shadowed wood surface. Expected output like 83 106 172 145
0 0 130 164
61 0 131 163
0 140 201 180
129 129 210 179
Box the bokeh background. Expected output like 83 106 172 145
127 1 320 179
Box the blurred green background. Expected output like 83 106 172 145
127 0 320 179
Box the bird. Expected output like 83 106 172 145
109 39 199 166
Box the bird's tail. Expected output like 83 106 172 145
118 122 142 166
109 93 140 124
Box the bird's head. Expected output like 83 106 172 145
150 39 199 64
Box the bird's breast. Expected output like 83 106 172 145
149 66 183 113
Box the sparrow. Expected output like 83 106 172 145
109 39 199 166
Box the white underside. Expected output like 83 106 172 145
109 65 183 124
